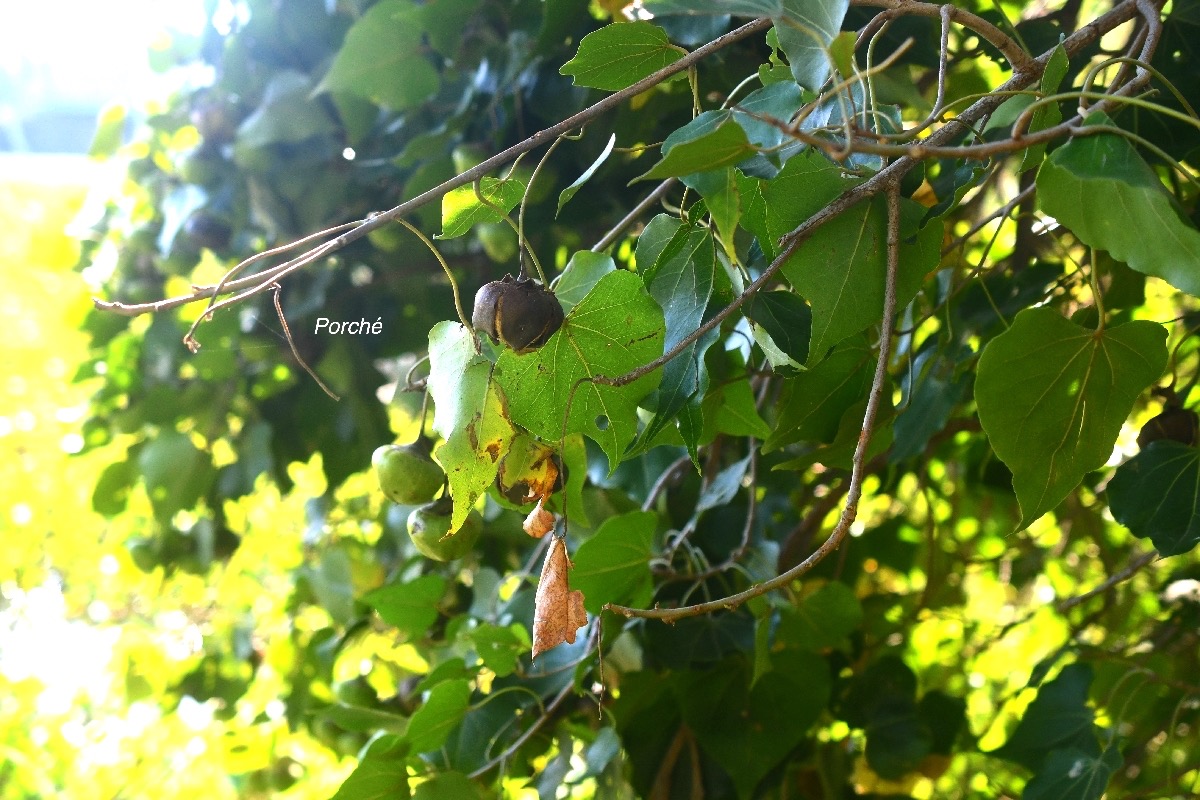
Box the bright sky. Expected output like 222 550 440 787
0 0 207 108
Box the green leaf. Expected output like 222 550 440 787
1023 745 1121 800
331 735 411 800
1107 440 1200 556
697 346 771 446
765 334 873 453
572 511 656 613
891 342 970 462
493 271 665 469
363 575 447 638
678 651 830 799
1036 113 1200 297
558 134 616 216
774 0 851 91
746 290 812 365
560 21 684 91
418 0 484 56
553 251 616 312
643 0 849 90
865 702 931 780
828 30 856 80
316 0 439 110
138 431 214 522
975 309 1167 528
411 772 482 800
439 176 526 239
645 0 779 13
993 663 1097 771
1021 45 1069 171
320 704 409 734
764 151 942 361
427 322 516 533
637 118 757 181
779 581 863 650
406 678 471 753
238 71 340 148
633 216 717 447
688 168 742 258
466 623 530 677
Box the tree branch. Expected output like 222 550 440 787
604 181 904 622
92 18 772 334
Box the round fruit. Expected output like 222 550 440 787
373 442 444 505
407 497 483 561
334 676 377 707
1137 406 1199 448
472 274 565 354
181 211 232 251
177 146 223 186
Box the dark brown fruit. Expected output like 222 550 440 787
1137 406 1199 449
472 274 565 354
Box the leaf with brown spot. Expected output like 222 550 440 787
532 537 588 659
427 321 516 533
496 432 562 504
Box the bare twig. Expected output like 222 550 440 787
855 0 1035 72
271 284 340 401
1057 549 1160 613
591 179 677 253
94 18 773 340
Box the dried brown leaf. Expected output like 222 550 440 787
522 497 556 538
531 536 588 659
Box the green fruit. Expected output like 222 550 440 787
128 540 159 573
177 147 223 185
334 676 377 707
373 442 444 505
407 497 483 561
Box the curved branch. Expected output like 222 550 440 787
605 181 904 622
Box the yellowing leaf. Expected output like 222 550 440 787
427 321 515 533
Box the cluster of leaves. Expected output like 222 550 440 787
73 0 1200 798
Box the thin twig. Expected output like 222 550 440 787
605 181 904 621
93 18 773 332
271 284 339 401
1057 549 1159 613
583 0 1144 397
854 0 1035 72
591 179 677 253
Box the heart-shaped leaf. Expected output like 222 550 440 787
1037 113 1200 297
493 270 664 469
560 21 683 91
1107 440 1200 556
976 309 1167 529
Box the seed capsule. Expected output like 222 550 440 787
472 274 565 354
